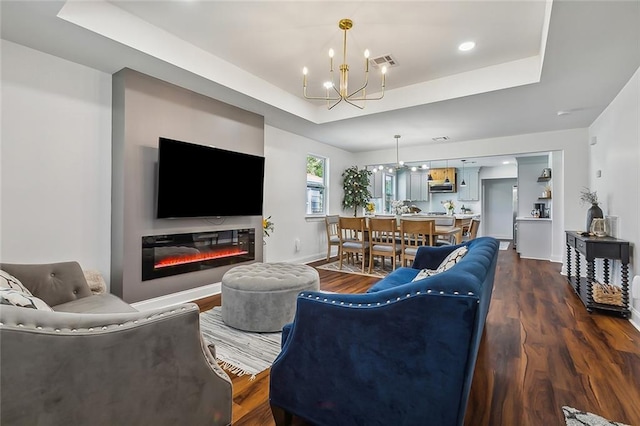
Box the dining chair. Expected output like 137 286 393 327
434 216 456 246
338 216 370 273
399 219 436 267
463 218 481 242
367 217 402 274
324 215 340 261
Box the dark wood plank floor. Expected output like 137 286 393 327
195 245 640 425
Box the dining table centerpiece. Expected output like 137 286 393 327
442 199 455 215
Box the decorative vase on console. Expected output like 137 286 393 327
580 188 603 233
586 204 604 234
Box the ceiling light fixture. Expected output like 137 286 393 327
460 160 467 187
394 135 403 168
458 41 476 52
444 160 450 184
302 18 387 110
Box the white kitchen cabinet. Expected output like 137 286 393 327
408 172 429 201
369 169 384 198
515 217 551 260
458 167 480 201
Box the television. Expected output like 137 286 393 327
156 137 265 219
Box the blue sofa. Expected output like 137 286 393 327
269 236 499 426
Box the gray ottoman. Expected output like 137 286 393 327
221 262 320 332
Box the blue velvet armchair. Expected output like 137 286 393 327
269 237 499 426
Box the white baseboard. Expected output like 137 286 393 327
630 306 640 333
131 282 221 311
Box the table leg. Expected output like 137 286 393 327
621 263 629 309
586 260 595 307
566 244 572 283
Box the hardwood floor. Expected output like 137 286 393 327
195 246 640 425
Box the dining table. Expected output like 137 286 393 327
366 216 463 245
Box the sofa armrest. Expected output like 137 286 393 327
0 303 232 426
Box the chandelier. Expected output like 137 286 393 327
302 18 387 110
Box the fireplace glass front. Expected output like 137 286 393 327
141 229 255 281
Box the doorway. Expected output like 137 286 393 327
482 178 517 240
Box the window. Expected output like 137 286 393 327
306 154 327 215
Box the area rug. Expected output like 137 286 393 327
316 259 392 278
562 406 630 426
199 306 281 379
499 241 510 250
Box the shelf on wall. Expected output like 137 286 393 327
537 177 551 182
538 197 552 200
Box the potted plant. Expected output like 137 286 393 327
580 187 603 233
342 166 372 217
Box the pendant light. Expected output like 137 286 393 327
427 161 433 181
444 160 450 184
460 159 467 187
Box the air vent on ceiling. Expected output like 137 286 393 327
432 136 450 142
369 54 399 69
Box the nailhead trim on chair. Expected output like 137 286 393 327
299 289 476 308
0 305 197 334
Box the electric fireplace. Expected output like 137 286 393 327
141 229 255 281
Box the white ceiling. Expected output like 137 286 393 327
1 0 639 160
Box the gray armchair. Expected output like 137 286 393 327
0 261 232 426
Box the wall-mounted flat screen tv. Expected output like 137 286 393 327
156 137 265 219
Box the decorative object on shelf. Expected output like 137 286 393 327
263 216 275 238
579 187 603 232
342 166 373 216
441 199 455 215
589 218 608 237
542 184 552 198
541 168 552 178
592 282 623 306
302 18 387 110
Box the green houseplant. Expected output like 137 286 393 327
342 166 372 217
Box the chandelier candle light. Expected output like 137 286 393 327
302 18 387 109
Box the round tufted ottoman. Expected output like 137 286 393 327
221 262 320 332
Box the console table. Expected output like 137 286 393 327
565 231 630 318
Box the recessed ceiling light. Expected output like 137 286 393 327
458 41 476 52
502 161 510 165
432 136 450 142
557 110 571 116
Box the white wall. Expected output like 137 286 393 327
589 66 640 324
263 125 356 263
1 40 112 282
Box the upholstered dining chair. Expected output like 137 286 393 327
367 217 402 273
324 215 340 261
434 216 456 246
463 218 481 242
338 216 369 273
399 218 436 267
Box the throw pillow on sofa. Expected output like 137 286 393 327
0 288 53 311
1 269 33 295
411 246 469 282
436 246 468 273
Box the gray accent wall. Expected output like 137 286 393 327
112 69 264 303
